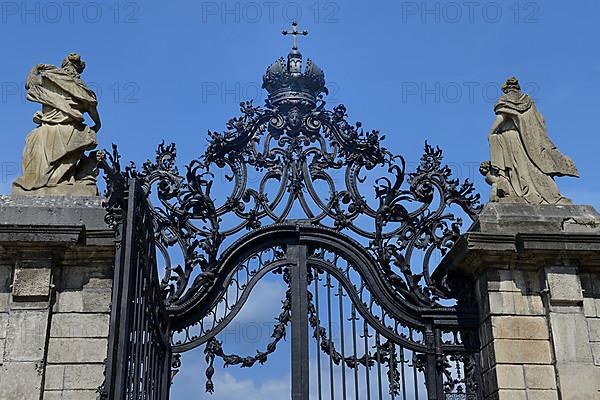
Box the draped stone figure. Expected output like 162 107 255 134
12 53 102 196
480 77 579 204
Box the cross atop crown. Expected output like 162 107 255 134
282 21 308 53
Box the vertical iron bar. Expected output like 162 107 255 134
149 331 153 398
132 245 144 399
363 320 371 400
141 294 151 398
424 327 444 400
326 273 335 400
289 244 309 400
351 304 359 400
375 333 383 400
399 346 406 400
314 268 323 399
337 283 347 400
413 355 419 400
161 341 172 400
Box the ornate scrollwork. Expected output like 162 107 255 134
308 247 427 348
102 96 480 317
99 28 484 398
100 40 481 351
306 267 405 397
172 245 287 351
203 268 291 393
442 353 481 399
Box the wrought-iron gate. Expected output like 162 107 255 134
101 178 172 400
101 23 484 400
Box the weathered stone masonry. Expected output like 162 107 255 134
2 200 600 399
438 203 600 400
0 196 114 400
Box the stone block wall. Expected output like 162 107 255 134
545 266 600 400
0 196 114 400
43 264 113 399
2 198 600 399
439 203 600 400
582 272 600 382
477 268 559 399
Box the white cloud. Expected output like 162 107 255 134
208 371 291 399
171 271 432 399
232 278 287 325
172 332 429 400
171 352 291 400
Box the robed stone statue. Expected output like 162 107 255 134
12 53 102 196
480 77 579 204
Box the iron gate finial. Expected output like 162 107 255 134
282 21 308 53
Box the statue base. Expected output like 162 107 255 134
11 181 99 197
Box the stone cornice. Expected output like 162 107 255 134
434 231 600 281
0 224 84 245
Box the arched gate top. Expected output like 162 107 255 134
100 24 485 399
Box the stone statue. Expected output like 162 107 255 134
12 53 102 196
480 77 579 204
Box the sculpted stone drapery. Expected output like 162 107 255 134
480 77 579 204
12 53 102 196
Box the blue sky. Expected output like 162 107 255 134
1 0 599 397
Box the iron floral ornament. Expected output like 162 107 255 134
102 91 481 314
100 24 483 398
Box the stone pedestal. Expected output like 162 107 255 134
438 203 600 400
0 196 114 400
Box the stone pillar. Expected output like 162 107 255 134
1 249 54 399
0 196 114 400
545 264 599 399
438 203 600 400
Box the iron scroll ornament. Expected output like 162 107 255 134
102 101 481 323
99 30 484 397
101 31 481 339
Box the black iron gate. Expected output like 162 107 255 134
195 224 483 399
101 22 484 400
101 177 172 400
